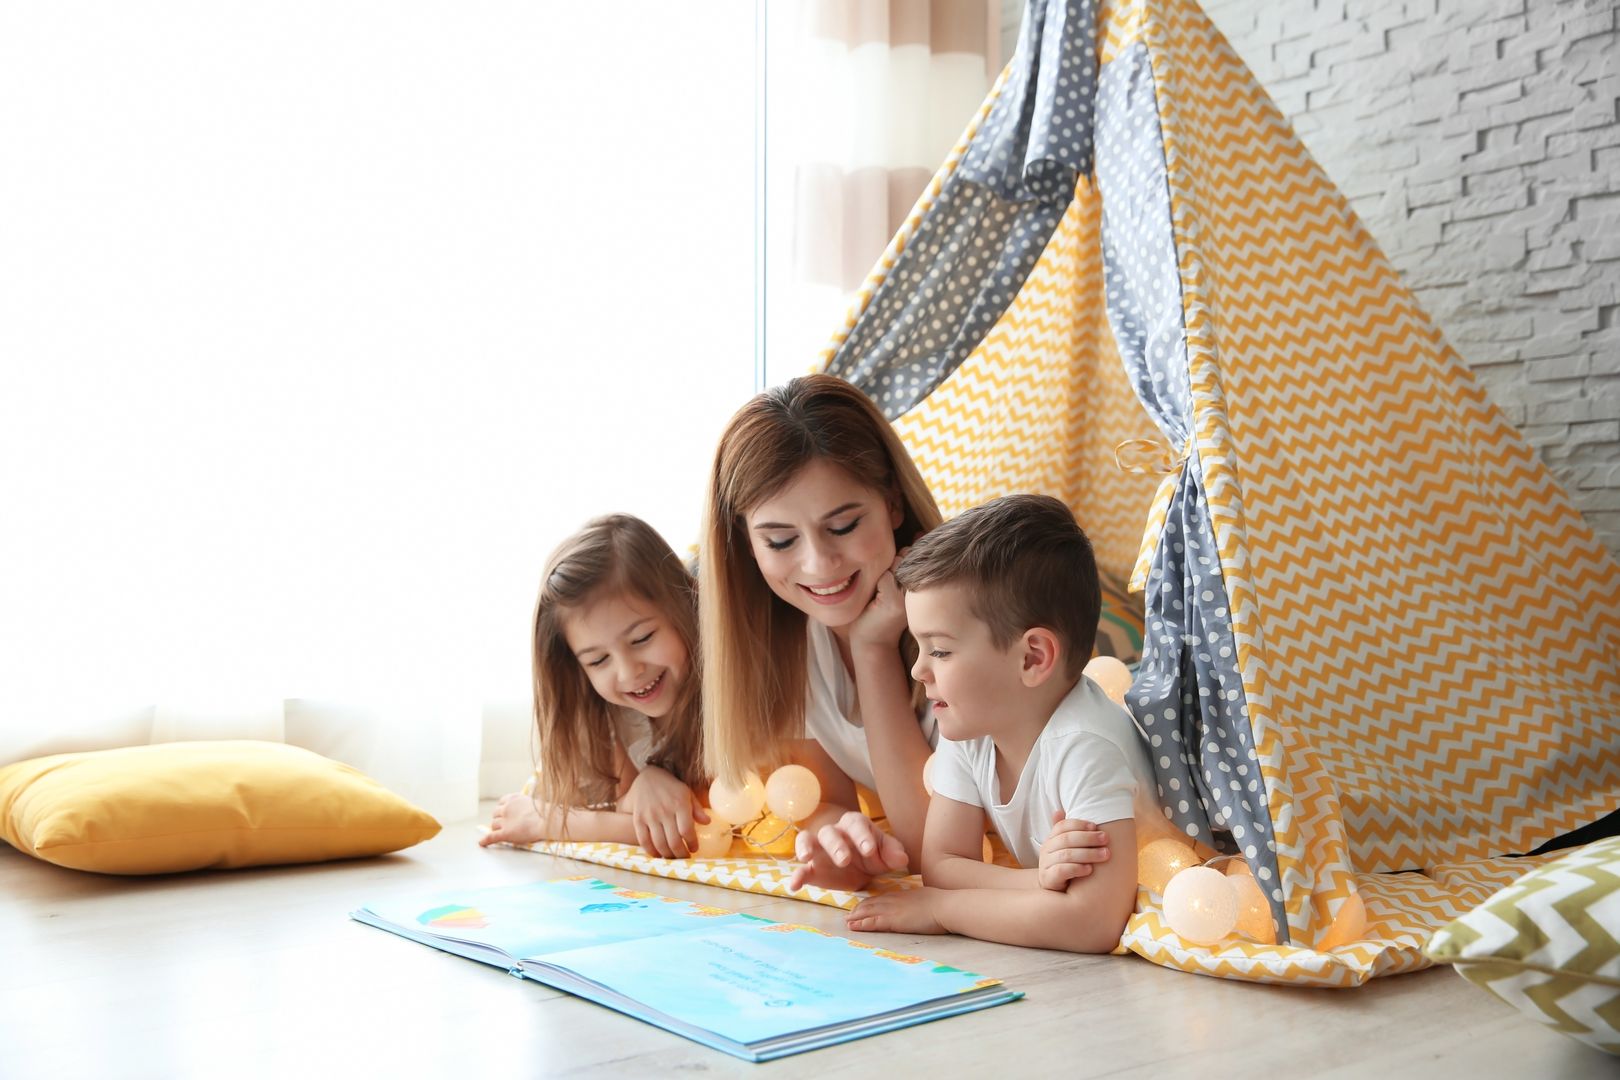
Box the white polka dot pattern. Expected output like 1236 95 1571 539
1096 42 1285 938
826 0 1101 418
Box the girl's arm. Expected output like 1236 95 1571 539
847 818 1139 953
847 558 932 864
613 735 710 858
479 791 640 848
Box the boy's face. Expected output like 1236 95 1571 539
905 584 1026 742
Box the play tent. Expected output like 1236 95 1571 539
819 0 1620 985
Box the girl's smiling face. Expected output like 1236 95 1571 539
562 590 688 719
744 458 903 633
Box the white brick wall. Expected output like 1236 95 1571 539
1198 0 1619 556
1003 1 1620 557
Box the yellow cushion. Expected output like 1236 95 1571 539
0 740 440 874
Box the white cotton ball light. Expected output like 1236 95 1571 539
1225 861 1276 944
1083 655 1133 705
1162 866 1239 945
691 817 734 860
1137 837 1199 894
1315 892 1367 951
763 765 821 823
708 770 765 825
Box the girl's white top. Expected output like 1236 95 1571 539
610 708 656 772
803 619 938 792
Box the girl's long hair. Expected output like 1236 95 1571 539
533 514 704 814
700 374 941 784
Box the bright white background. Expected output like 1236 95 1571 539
0 3 758 750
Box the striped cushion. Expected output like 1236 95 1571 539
1426 836 1620 1055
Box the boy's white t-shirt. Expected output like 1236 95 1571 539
804 619 938 791
929 675 1161 868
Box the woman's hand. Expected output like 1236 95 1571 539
1037 810 1112 891
787 810 909 892
847 549 910 653
618 765 709 858
478 792 547 847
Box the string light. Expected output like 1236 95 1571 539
1315 892 1367 951
1162 866 1238 945
707 770 766 826
1224 859 1276 944
691 816 734 859
1137 837 1199 894
693 766 825 862
763 764 821 822
1082 655 1133 705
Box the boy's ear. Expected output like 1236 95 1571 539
1019 627 1062 687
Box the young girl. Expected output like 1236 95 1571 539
480 514 710 859
700 374 945 890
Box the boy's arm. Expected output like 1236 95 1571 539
849 818 1139 954
920 793 1040 890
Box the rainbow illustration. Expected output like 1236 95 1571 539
416 904 488 930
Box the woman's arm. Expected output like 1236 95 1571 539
847 559 932 864
786 739 908 891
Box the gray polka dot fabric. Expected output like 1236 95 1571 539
1097 42 1287 938
826 0 1099 418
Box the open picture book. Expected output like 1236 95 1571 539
351 875 1021 1062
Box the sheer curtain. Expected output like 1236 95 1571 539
763 0 998 385
0 3 757 821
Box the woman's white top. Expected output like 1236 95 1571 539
803 619 938 791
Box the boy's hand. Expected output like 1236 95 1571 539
847 550 910 652
787 811 908 892
1037 809 1111 891
620 766 709 859
479 792 546 848
846 888 946 935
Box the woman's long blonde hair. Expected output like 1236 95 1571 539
700 374 941 784
533 514 704 813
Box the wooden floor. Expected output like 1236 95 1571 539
2 806 1610 1079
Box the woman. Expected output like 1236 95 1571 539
700 374 944 889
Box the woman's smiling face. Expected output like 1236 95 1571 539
744 458 903 633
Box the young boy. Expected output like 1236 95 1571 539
846 494 1160 953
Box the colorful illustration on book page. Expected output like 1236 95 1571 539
417 905 488 930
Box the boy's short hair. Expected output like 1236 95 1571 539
896 494 1100 677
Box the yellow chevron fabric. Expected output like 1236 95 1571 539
502 838 922 913
819 0 1620 985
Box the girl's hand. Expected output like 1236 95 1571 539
847 549 910 653
478 792 546 847
1037 809 1111 891
619 765 709 859
787 811 908 892
846 887 945 935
